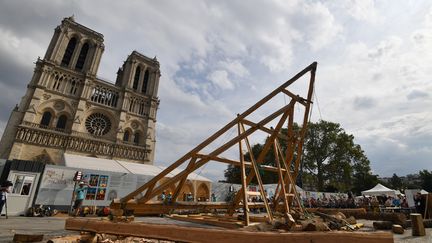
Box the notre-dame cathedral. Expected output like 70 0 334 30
0 16 160 165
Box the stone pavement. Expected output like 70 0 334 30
0 216 73 242
357 219 432 243
0 216 431 242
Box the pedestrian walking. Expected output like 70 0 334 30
0 180 13 218
73 181 89 216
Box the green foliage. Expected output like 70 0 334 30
224 120 376 194
419 170 432 192
223 143 279 184
389 173 403 190
302 120 376 194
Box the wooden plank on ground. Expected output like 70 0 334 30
13 234 44 242
65 218 394 243
167 215 243 229
111 201 268 215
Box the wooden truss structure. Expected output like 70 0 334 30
112 62 317 226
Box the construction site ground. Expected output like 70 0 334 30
0 215 431 243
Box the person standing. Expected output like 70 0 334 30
73 181 88 216
0 181 13 217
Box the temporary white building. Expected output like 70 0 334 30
34 153 211 209
361 183 396 197
62 153 211 182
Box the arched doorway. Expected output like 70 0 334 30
179 181 194 201
196 183 210 202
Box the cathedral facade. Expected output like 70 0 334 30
0 17 160 164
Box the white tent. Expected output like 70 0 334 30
361 183 396 197
62 153 211 182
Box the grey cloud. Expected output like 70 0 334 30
353 96 376 110
407 89 429 100
367 37 402 60
359 131 432 177
1 1 432 181
372 73 383 81
0 1 78 38
0 51 33 125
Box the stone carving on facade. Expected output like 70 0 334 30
54 101 65 111
131 121 139 129
27 104 37 114
73 116 81 124
43 94 51 100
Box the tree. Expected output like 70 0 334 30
419 170 432 192
224 120 375 194
389 173 403 190
302 120 375 193
223 143 279 184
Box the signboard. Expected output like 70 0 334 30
73 171 83 181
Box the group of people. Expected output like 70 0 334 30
300 193 427 214
160 191 194 204
301 195 356 208
356 195 408 211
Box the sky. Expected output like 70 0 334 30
0 0 431 182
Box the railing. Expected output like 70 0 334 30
89 81 121 108
15 125 150 161
21 121 70 134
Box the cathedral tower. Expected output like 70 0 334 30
0 17 160 164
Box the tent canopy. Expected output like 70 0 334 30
361 183 396 197
62 153 211 182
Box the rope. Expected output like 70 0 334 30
313 84 323 121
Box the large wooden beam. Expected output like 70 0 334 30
65 218 394 243
121 62 317 203
136 103 294 204
238 120 250 226
194 154 285 173
230 100 295 213
110 201 268 215
241 119 288 141
293 63 316 180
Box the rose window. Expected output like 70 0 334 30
85 113 111 136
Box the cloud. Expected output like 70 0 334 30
355 112 432 176
407 90 429 100
342 0 382 24
207 70 235 90
367 37 403 60
298 2 343 51
1 1 432 182
217 59 249 78
353 96 376 110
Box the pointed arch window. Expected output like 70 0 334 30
142 70 150 94
61 37 77 66
69 80 78 94
133 132 140 145
75 42 89 70
40 111 52 127
132 66 141 90
56 115 68 130
123 130 130 142
52 75 63 91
